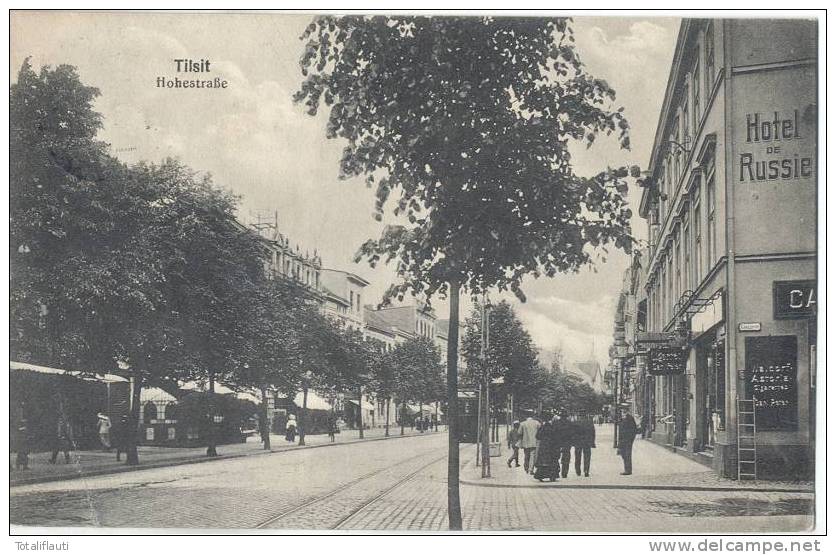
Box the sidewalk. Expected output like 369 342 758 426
461 425 813 493
9 426 441 487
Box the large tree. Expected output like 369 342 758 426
296 15 636 529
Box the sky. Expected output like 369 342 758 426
10 12 680 370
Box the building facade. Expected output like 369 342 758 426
637 19 817 478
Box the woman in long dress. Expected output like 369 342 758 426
533 414 561 482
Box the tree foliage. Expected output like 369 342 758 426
462 300 539 402
295 16 637 303
388 336 446 405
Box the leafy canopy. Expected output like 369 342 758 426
295 16 637 304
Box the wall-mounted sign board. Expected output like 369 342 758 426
774 280 816 319
647 345 687 376
738 322 762 332
744 335 798 431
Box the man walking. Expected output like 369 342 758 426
618 408 638 475
519 411 540 473
506 420 521 468
574 414 596 477
555 412 574 478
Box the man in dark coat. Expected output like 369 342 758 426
618 408 639 475
554 412 574 478
573 415 596 477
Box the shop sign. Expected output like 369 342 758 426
738 322 762 332
739 109 814 183
773 280 816 319
647 345 688 376
744 335 798 431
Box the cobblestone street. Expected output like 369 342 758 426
11 427 814 532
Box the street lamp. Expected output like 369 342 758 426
299 368 313 446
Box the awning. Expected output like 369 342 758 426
11 360 128 384
347 399 376 411
140 387 177 404
180 380 262 405
293 390 334 411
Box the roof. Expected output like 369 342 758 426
363 307 396 336
10 361 128 384
369 306 417 334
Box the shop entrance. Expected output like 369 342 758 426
695 334 725 451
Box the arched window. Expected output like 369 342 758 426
165 402 178 422
143 402 158 422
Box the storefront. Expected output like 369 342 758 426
637 18 816 480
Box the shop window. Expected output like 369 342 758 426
167 427 176 441
146 427 155 441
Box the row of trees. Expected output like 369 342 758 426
9 60 446 462
462 300 606 418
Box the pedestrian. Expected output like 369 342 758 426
639 414 648 439
285 414 298 443
506 420 521 468
533 413 560 482
555 411 574 478
518 411 540 473
12 414 30 471
50 412 74 465
113 414 130 462
573 414 596 477
97 412 112 451
327 413 340 443
617 408 638 475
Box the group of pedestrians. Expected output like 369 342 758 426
506 408 639 481
11 402 134 471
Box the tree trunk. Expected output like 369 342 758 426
446 280 463 530
400 400 406 436
385 398 390 437
206 371 218 457
299 386 308 446
260 383 271 450
358 385 365 439
125 372 143 466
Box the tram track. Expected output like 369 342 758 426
254 443 451 530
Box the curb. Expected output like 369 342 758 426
459 478 813 494
10 431 444 487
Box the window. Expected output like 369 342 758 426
143 402 158 423
705 23 715 93
356 294 361 312
674 237 681 300
667 258 674 322
693 58 701 126
350 290 354 311
682 97 689 144
693 188 702 283
706 156 717 266
682 220 690 292
165 402 177 422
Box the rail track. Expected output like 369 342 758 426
255 443 462 530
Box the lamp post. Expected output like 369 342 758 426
480 296 492 479
299 368 312 446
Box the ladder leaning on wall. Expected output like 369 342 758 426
736 398 757 480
